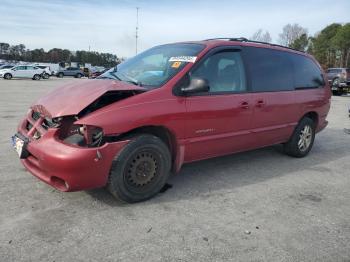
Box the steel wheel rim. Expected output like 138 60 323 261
298 125 312 152
124 150 160 191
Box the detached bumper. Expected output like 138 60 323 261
20 129 129 191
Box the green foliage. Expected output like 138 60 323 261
0 44 119 67
290 33 309 51
308 23 343 68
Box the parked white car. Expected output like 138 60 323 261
0 65 44 80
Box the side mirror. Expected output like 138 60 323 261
12 68 16 71
181 77 209 94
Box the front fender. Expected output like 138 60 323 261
75 98 186 139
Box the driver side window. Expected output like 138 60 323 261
191 51 246 93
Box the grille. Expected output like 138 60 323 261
32 111 41 121
23 109 49 140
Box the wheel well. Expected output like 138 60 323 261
117 125 177 169
302 112 318 127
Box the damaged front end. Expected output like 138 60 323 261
27 89 142 148
16 87 141 191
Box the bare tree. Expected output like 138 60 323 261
250 29 272 43
278 23 308 47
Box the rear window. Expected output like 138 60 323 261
243 47 294 92
327 69 342 73
289 54 324 89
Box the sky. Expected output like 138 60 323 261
0 0 349 58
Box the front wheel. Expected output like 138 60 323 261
75 73 83 78
4 73 12 80
33 74 41 80
57 72 64 78
284 117 315 158
107 134 171 203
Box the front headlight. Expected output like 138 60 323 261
62 124 104 147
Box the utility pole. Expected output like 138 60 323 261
135 7 139 55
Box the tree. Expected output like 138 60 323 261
250 29 272 43
278 23 308 47
332 23 350 67
290 33 309 51
0 43 10 55
310 23 342 68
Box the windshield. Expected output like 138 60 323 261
99 43 205 88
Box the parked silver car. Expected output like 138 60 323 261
0 65 44 80
56 67 84 78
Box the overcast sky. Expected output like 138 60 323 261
0 0 349 57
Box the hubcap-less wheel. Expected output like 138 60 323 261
298 125 312 152
107 134 171 203
124 150 159 192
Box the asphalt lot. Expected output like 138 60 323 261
0 78 350 262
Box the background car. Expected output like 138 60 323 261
89 68 108 78
0 65 44 80
326 68 350 95
56 67 84 78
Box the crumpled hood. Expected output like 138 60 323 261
32 79 145 118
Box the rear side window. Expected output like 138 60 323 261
328 69 341 73
289 54 324 88
243 47 294 92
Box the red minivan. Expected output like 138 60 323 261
13 38 331 202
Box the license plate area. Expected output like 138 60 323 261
11 134 29 159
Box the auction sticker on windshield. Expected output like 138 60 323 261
169 56 197 63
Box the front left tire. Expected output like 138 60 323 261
107 134 171 203
4 73 12 80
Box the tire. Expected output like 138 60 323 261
284 117 316 158
4 73 12 80
33 74 41 80
43 73 50 79
107 134 171 203
76 73 82 78
57 72 64 78
332 78 340 88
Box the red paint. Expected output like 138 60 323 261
16 40 331 192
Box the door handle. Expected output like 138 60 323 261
240 101 249 109
256 100 265 107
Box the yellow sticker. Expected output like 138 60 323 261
171 61 182 68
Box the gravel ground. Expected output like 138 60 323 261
0 78 349 262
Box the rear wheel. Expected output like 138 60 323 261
107 134 171 203
284 117 315 158
4 73 12 80
33 74 41 80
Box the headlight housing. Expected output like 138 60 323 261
59 122 104 147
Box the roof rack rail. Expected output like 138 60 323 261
203 37 304 53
